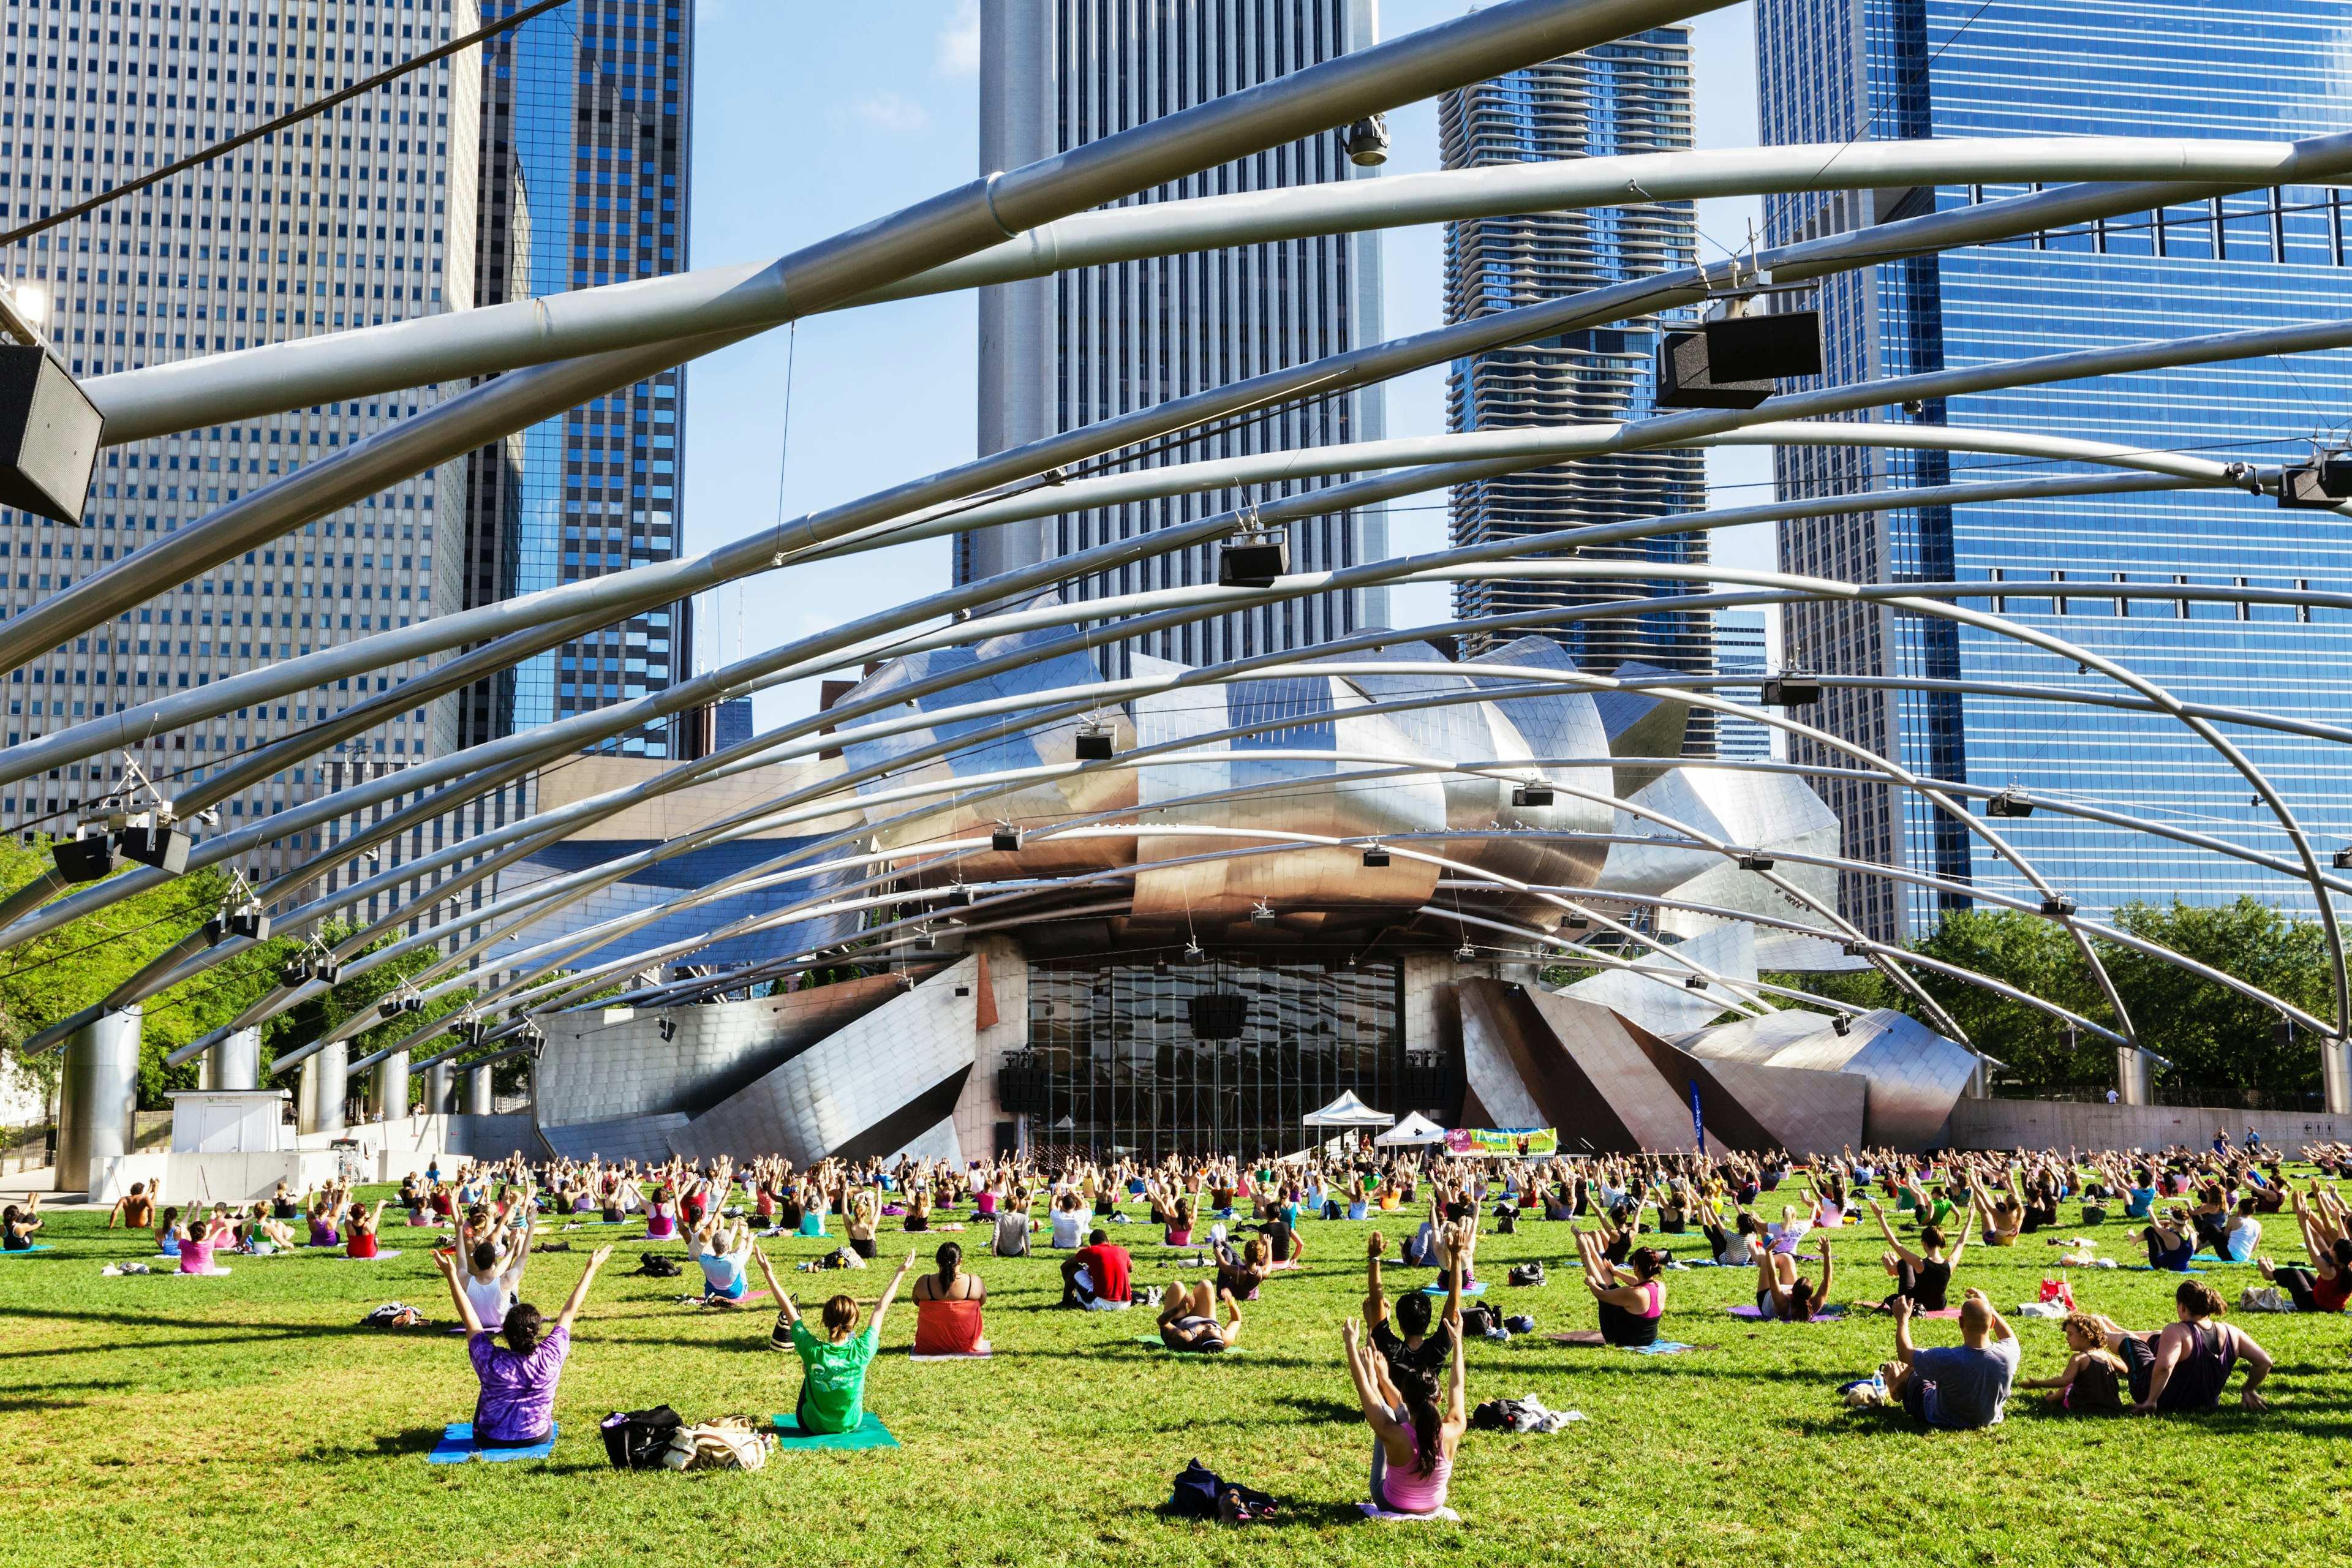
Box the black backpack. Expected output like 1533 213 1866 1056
1508 1262 1546 1287
1167 1458 1278 1520
631 1253 682 1278
599 1405 683 1469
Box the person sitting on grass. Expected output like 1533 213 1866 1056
2214 1197 2263 1264
2097 1281 2274 1414
1754 1235 1834 1322
1865 1193 1973 1313
687 1213 755 1305
1363 1230 1458 1382
1572 1230 1670 1347
345 1198 390 1259
2135 1205 2198 1272
176 1208 233 1275
752 1244 916 1433
1156 1278 1243 1353
2256 1187 2352 1314
156 1205 183 1258
1060 1229 1133 1310
105 1182 153 1232
1049 1189 1088 1251
238 1206 299 1256
1341 1313 1464 1518
3 1192 41 1251
2016 1311 2129 1414
459 1213 533 1329
643 1185 678 1240
1878 1289 2019 1428
911 1241 990 1356
1700 1205 1763 1268
1213 1234 1272 1302
845 1188 881 1262
433 1242 612 1449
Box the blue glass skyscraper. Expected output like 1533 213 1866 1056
1758 0 2352 940
460 0 693 756
1438 29 1710 693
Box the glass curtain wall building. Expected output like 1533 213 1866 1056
1437 30 1710 703
970 0 1386 675
1714 606 1770 762
1757 0 2352 939
0 0 478 901
459 0 690 756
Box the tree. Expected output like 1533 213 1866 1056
1907 908 2112 1085
2095 897 2331 1097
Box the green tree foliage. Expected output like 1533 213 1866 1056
2100 898 2331 1094
259 925 477 1112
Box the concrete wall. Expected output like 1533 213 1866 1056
1945 1099 2352 1152
92 1150 347 1206
950 935 1025 1160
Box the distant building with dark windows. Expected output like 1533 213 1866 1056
1437 28 1711 725
459 0 693 757
1758 0 2352 940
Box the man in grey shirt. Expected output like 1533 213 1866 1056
1881 1290 2020 1428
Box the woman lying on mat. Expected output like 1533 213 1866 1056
1572 1231 1669 1348
1157 1278 1243 1353
1341 1311 1464 1519
1754 1235 1834 1322
911 1241 989 1355
2 1192 40 1251
754 1244 916 1433
434 1242 612 1449
1866 1194 1973 1313
345 1199 391 1259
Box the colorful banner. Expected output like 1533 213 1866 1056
1444 1126 1558 1157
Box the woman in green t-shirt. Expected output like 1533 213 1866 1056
753 1245 918 1433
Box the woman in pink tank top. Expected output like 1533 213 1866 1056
1341 1310 1465 1517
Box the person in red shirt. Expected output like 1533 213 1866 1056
1060 1229 1132 1310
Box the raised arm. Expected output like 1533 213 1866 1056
1445 1307 1468 1425
1362 1231 1388 1327
752 1245 802 1330
553 1244 614 1334
870 1248 919 1337
435 1249 488 1336
1817 1237 1834 1302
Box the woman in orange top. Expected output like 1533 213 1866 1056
910 1241 990 1355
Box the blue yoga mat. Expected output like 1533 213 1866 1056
1419 1280 1487 1297
427 1421 557 1463
769 1411 898 1450
0 1244 53 1256
1625 1340 1700 1355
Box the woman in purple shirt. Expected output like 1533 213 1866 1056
433 1242 614 1447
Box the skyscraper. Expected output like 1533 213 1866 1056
1758 0 2352 940
0 0 481 892
458 0 691 756
1713 606 1770 763
1437 28 1710 697
971 0 1385 673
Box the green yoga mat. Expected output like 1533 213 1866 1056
768 1412 899 1450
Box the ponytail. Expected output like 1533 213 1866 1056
936 1240 962 1289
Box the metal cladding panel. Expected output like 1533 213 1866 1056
1518 987 1708 1153
1454 976 1548 1129
1556 921 1756 1038
1675 1006 1843 1064
667 955 982 1164
1687 1055 1867 1156
534 975 910 1128
1599 764 1841 900
1687 1006 1976 1152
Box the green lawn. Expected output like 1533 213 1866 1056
1 1188 2346 1567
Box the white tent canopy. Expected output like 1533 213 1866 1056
1374 1110 1447 1146
1302 1090 1395 1129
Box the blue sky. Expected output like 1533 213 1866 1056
682 1 1770 727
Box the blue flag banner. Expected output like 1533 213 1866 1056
1689 1080 1705 1151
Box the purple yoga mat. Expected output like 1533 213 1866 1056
1725 1303 1845 1323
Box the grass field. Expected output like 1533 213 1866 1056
1 1187 2346 1567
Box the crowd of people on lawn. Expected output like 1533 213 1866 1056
36 1127 2340 1516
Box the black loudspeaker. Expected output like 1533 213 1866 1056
1218 537 1291 587
280 959 312 988
1510 785 1555 807
0 346 105 525
1986 789 2034 819
227 911 271 941
990 826 1023 853
52 834 116 883
1760 676 1822 706
1187 992 1250 1041
1656 311 1822 409
119 823 191 875
202 918 227 946
317 959 343 984
1074 729 1115 761
2279 467 2343 509
1361 846 1391 867
1736 854 1775 872
945 884 974 908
